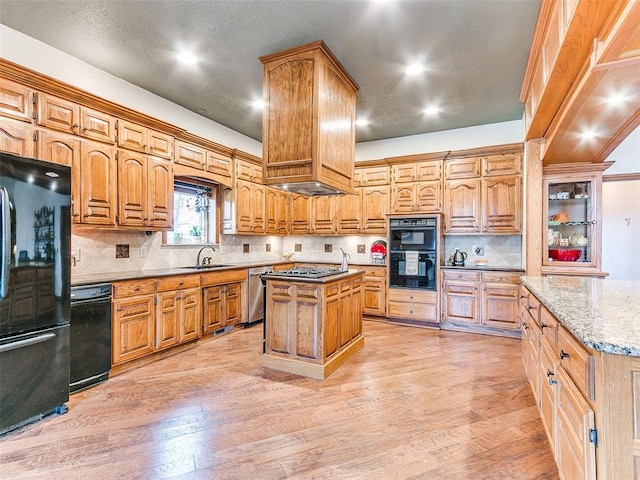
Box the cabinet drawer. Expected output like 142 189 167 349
156 275 200 293
444 281 477 296
525 292 541 327
540 306 559 352
362 266 386 277
558 326 595 401
442 270 480 282
388 288 437 304
113 279 155 298
388 301 437 321
481 272 521 284
200 268 246 286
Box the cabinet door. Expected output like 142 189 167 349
483 152 522 176
357 166 389 186
175 141 206 170
391 184 416 213
291 194 311 234
156 291 180 350
79 141 117 225
112 295 155 364
415 181 441 212
361 185 389 233
224 283 241 326
203 285 224 333
147 156 173 229
0 118 35 157
206 149 232 177
117 119 147 153
80 107 115 144
147 129 173 159
180 287 201 342
236 159 263 183
36 93 80 135
251 183 266 234
444 179 481 232
482 175 521 233
117 150 147 227
415 161 442 181
236 181 254 233
443 280 479 324
312 196 336 234
555 367 597 480
337 193 360 233
392 164 415 183
482 282 520 329
363 275 386 316
265 188 290 235
0 78 33 122
444 157 481 179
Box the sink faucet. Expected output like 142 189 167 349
340 247 350 272
195 245 216 268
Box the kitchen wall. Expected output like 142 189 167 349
601 125 640 280
443 235 522 268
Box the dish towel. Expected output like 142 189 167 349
405 251 419 275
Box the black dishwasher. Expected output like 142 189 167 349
69 283 112 393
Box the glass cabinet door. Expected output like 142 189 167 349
543 177 597 269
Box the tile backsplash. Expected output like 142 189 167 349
72 230 522 275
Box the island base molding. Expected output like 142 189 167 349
263 336 364 380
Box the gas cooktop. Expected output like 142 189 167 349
264 267 343 278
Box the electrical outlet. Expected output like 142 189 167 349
71 248 81 263
473 246 484 256
243 243 250 253
140 245 148 258
265 243 271 252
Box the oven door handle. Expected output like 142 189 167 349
70 296 112 306
0 187 11 300
0 332 56 353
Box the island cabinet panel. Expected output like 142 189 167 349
263 271 364 380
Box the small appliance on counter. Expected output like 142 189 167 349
448 249 468 266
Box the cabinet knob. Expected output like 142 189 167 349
522 322 528 330
72 123 79 129
134 287 140 292
560 350 570 359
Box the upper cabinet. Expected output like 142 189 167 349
260 41 359 195
444 149 522 234
521 0 640 165
117 119 173 158
0 78 33 123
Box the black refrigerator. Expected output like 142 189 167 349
0 152 71 435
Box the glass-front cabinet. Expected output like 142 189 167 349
542 165 609 275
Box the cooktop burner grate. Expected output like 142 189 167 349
265 267 343 278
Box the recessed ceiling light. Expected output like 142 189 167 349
176 50 198 65
252 99 266 109
405 63 425 75
423 106 441 116
579 128 598 140
355 118 369 127
606 91 631 107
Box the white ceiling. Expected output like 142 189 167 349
0 0 541 143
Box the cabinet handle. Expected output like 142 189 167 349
549 378 558 386
72 123 79 129
560 350 570 359
527 305 533 311
520 295 526 299
546 369 554 377
540 322 547 329
522 322 528 330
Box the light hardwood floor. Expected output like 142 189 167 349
0 321 558 479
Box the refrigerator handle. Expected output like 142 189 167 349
0 187 11 300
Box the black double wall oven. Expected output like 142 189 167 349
389 217 438 291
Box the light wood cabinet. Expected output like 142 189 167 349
175 140 206 170
391 181 441 214
290 194 311 234
480 271 521 331
37 130 79 167
444 153 522 234
261 41 358 195
206 147 233 178
236 180 265 234
117 119 173 159
0 78 33 123
362 266 386 317
156 276 201 348
312 196 336 235
36 93 116 144
387 288 438 326
201 269 246 332
354 166 390 186
77 141 117 226
360 185 389 234
117 150 173 229
235 158 263 183
112 279 155 365
336 193 360 234
442 270 480 325
265 187 290 235
0 118 35 158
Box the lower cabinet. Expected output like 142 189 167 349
441 269 521 337
387 288 438 326
155 276 201 349
362 266 386 316
200 269 247 333
112 279 156 365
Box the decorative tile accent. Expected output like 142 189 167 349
324 244 332 253
115 244 129 259
295 244 302 252
243 243 250 253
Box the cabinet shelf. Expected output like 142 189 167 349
548 245 589 250
548 221 595 227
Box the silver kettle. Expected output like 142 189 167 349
452 249 468 266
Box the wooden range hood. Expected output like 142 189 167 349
260 41 359 195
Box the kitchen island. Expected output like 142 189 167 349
520 275 640 480
262 268 364 380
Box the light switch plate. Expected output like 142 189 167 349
265 243 271 252
243 243 250 253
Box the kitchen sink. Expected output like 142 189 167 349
182 264 233 270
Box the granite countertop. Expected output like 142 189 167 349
441 265 525 273
71 260 381 286
521 276 640 357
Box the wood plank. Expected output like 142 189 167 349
0 322 558 479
